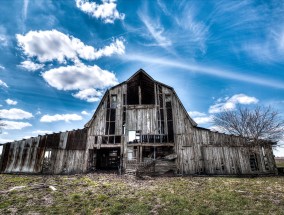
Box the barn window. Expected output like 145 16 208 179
158 85 165 135
105 94 116 136
123 94 126 105
42 149 52 172
111 95 117 109
44 149 52 159
165 94 174 142
128 130 141 143
249 153 259 171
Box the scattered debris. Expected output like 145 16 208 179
49 186 57 191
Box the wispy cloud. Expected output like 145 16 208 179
241 28 284 63
124 53 284 89
0 25 9 47
23 0 29 21
174 3 208 54
0 80 8 88
138 12 172 48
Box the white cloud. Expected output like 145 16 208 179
73 88 103 102
0 80 8 88
81 111 90 115
40 114 83 122
209 94 259 113
16 30 125 63
32 130 52 135
75 0 125 23
188 111 213 126
0 138 14 143
5 99 18 105
19 60 44 71
209 125 226 133
87 38 125 59
2 131 8 135
0 108 33 120
193 116 213 125
188 111 206 118
138 12 172 47
2 120 32 130
42 64 118 91
0 65 5 70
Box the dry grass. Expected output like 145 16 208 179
0 174 284 214
275 158 284 168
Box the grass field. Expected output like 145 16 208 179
275 158 284 168
0 174 284 215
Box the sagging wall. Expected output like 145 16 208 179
1 129 88 174
176 128 277 175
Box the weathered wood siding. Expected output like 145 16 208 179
1 129 88 174
176 128 276 175
127 106 158 134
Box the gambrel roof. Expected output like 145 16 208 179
85 69 197 128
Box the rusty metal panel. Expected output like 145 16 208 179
45 133 61 149
0 143 11 172
66 129 87 150
34 147 45 173
38 135 47 147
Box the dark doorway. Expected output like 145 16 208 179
96 148 121 170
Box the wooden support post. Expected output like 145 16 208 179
139 146 142 162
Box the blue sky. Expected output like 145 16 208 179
0 0 284 156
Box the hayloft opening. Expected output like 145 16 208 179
127 72 155 105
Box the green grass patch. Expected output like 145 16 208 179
0 174 284 214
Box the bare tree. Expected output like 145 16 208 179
213 105 284 143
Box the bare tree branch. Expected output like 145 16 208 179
213 105 284 144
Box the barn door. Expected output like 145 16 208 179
181 147 195 175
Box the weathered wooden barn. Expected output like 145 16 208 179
0 69 277 176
